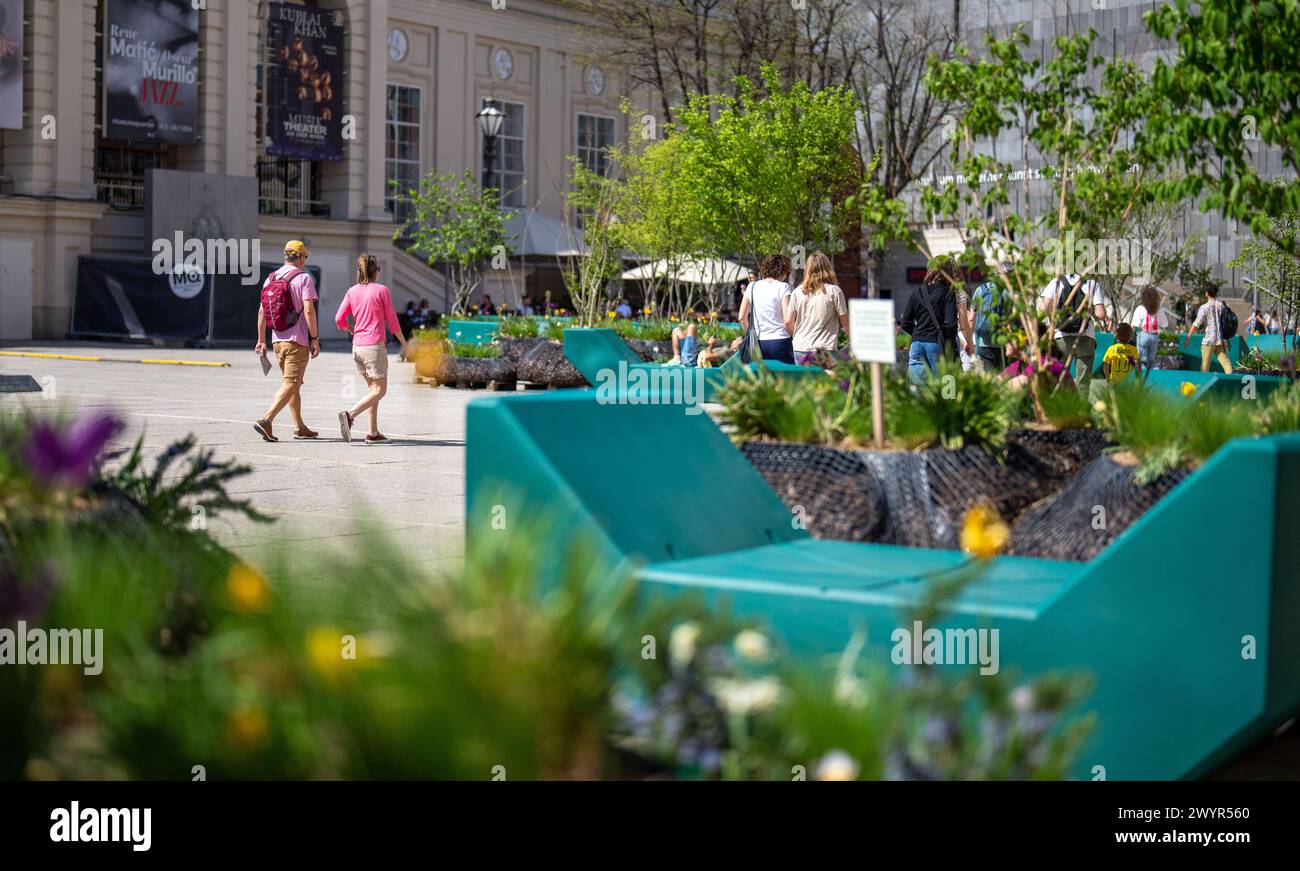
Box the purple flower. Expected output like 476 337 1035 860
26 413 122 487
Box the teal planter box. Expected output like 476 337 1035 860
466 390 1300 780
563 327 820 404
447 320 499 346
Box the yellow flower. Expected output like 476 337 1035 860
1181 381 1197 397
307 626 351 680
227 704 269 752
669 315 678 323
227 563 270 613
710 311 719 320
643 306 652 315
961 504 1009 560
607 311 617 319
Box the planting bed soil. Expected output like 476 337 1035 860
740 428 1182 561
430 354 517 389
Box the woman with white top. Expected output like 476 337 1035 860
784 251 849 366
738 253 795 364
1129 286 1163 371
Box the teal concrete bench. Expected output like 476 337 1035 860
563 327 822 404
466 389 1300 779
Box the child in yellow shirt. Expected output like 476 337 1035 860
1103 323 1140 383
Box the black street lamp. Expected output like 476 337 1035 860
476 100 505 195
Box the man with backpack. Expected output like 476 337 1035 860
1184 285 1236 374
253 240 321 442
1038 272 1108 390
972 265 1010 371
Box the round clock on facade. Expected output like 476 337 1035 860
493 47 514 80
387 28 409 64
585 65 605 96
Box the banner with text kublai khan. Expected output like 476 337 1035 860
266 1 345 162
102 0 199 144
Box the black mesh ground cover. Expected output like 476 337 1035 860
517 341 588 387
1009 456 1189 561
738 428 1175 561
436 355 517 386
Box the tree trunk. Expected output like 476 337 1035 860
862 243 887 299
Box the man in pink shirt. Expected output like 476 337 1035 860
253 240 321 442
335 253 409 443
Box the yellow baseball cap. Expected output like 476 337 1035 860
284 240 310 258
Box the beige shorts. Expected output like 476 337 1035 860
353 343 389 380
274 341 309 385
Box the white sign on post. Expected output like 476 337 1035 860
849 299 896 364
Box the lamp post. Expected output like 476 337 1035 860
476 100 505 196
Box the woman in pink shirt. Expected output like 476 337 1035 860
335 254 409 443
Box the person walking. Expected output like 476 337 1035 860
738 254 795 364
1184 286 1234 374
785 251 849 366
900 268 958 384
335 254 409 444
1038 272 1108 390
971 266 1010 372
253 240 320 442
1130 286 1163 372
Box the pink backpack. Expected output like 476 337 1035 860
261 268 303 332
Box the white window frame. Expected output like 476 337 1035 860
576 112 617 177
483 97 526 208
386 83 424 224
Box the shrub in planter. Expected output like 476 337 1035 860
517 341 588 388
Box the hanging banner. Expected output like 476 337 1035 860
266 1 344 162
0 0 23 130
102 0 200 143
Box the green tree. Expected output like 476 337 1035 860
923 28 1156 418
1139 0 1300 256
1230 213 1300 360
666 66 861 266
396 170 516 315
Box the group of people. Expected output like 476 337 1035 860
903 268 1246 391
253 240 409 445
669 252 850 368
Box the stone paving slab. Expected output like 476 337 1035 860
1 341 473 577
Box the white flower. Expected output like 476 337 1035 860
813 749 860 781
709 676 783 716
668 622 702 669
1011 685 1034 713
733 629 771 663
833 674 870 708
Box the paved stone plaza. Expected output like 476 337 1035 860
0 341 474 578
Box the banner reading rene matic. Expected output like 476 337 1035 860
266 1 344 162
102 0 199 143
0 0 23 131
